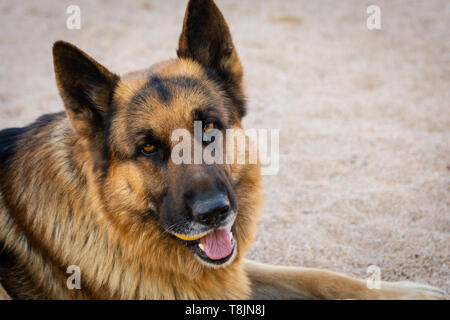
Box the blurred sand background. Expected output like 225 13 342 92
0 0 448 297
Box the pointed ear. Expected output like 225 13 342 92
177 0 246 118
53 41 117 137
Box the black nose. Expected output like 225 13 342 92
191 194 231 227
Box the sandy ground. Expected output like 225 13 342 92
0 0 449 298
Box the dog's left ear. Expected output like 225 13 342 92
177 0 246 118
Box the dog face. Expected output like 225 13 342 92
52 0 259 268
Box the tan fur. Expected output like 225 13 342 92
244 260 444 300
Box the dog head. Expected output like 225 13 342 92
52 0 260 269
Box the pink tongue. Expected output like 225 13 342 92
200 228 232 260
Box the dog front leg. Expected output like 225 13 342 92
243 259 443 300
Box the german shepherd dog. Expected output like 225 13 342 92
0 0 443 299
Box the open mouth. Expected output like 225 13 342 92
172 226 236 266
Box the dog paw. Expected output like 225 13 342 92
380 281 445 300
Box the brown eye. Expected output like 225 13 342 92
203 122 215 132
141 144 156 156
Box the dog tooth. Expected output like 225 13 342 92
198 243 205 251
229 231 233 239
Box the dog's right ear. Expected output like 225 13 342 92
53 41 117 138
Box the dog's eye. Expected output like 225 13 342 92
141 144 157 156
203 122 215 132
